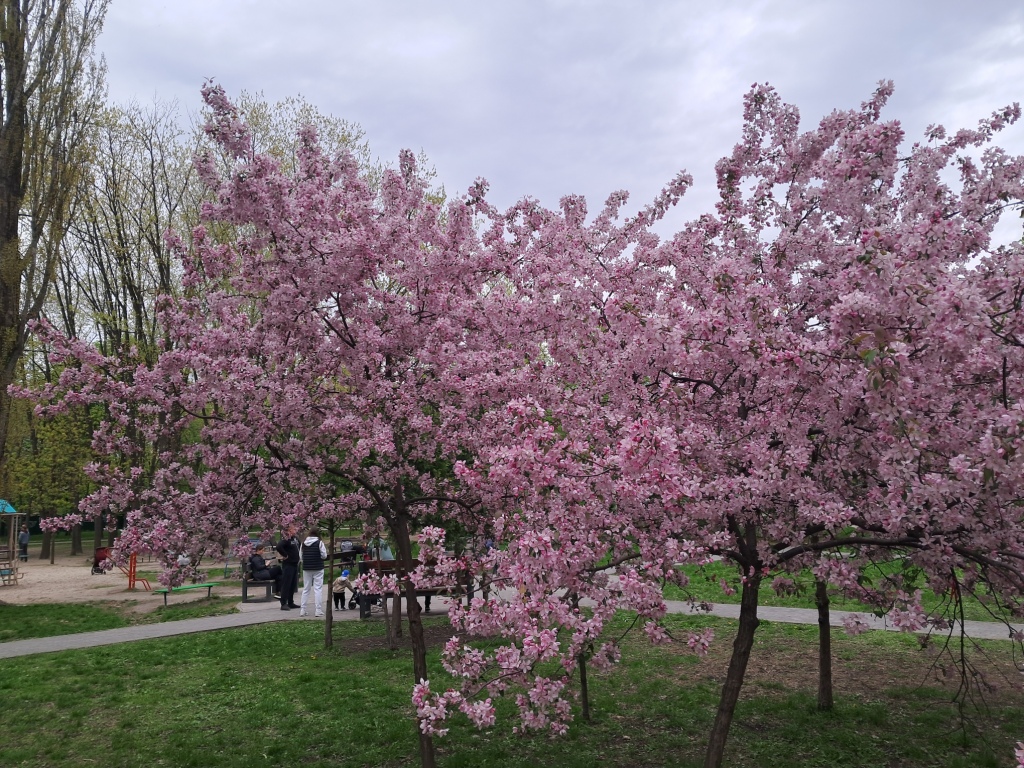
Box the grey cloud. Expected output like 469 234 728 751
99 0 1024 240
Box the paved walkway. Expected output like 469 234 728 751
665 599 1024 641
0 599 363 659
2 595 1020 659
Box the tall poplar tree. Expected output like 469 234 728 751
0 0 107 488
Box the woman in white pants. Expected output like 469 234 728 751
299 528 327 617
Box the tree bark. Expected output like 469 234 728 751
382 590 397 651
579 651 591 723
39 528 50 559
388 492 435 768
0 1 108 491
815 579 834 711
704 573 761 768
392 588 403 638
325 520 334 650
70 522 81 555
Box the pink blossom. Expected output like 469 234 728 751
842 615 872 636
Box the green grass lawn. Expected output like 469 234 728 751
0 597 239 642
0 613 1020 767
664 561 1018 624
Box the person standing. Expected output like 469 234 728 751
276 525 300 611
299 528 327 617
17 525 29 562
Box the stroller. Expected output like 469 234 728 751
91 546 111 575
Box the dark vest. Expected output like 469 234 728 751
302 540 324 570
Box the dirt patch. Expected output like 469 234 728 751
0 553 224 612
336 619 463 654
331 613 1024 706
674 626 1024 704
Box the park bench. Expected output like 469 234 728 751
240 557 278 603
356 559 474 619
153 582 219 606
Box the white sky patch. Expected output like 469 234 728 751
97 1 1024 244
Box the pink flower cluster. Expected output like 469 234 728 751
38 514 83 533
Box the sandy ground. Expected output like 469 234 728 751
0 551 467 621
0 551 230 610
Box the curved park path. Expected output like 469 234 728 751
1 589 1021 659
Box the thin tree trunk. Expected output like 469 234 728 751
403 576 435 768
380 593 395 651
92 515 102 552
70 523 82 555
704 574 761 768
325 520 334 650
389 494 435 768
815 579 834 712
392 587 403 638
579 651 591 722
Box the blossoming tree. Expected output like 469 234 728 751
28 80 1024 768
32 84 558 768
427 83 1024 768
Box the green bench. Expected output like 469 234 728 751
153 582 220 606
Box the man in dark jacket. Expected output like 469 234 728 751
248 544 282 596
275 526 300 610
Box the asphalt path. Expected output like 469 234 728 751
1 594 1020 659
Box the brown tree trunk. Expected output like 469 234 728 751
380 590 398 650
403 575 434 768
388 490 435 768
0 1 108 488
0 0 29 491
92 515 102 552
70 523 82 555
815 579 834 711
39 529 50 560
704 573 761 768
325 520 334 650
579 651 591 723
392 589 403 638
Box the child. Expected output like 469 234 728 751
332 569 353 610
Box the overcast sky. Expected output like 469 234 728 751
97 1 1024 238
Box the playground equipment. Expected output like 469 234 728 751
0 500 25 586
91 547 151 590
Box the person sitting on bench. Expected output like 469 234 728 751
249 544 282 597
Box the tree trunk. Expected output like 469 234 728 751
70 523 82 555
382 587 398 651
388 494 436 768
579 651 591 723
392 589 403 638
704 573 761 768
92 515 102 552
403 576 435 768
815 579 834 712
0 1 108 487
325 520 334 650
39 529 50 560
0 0 29 492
